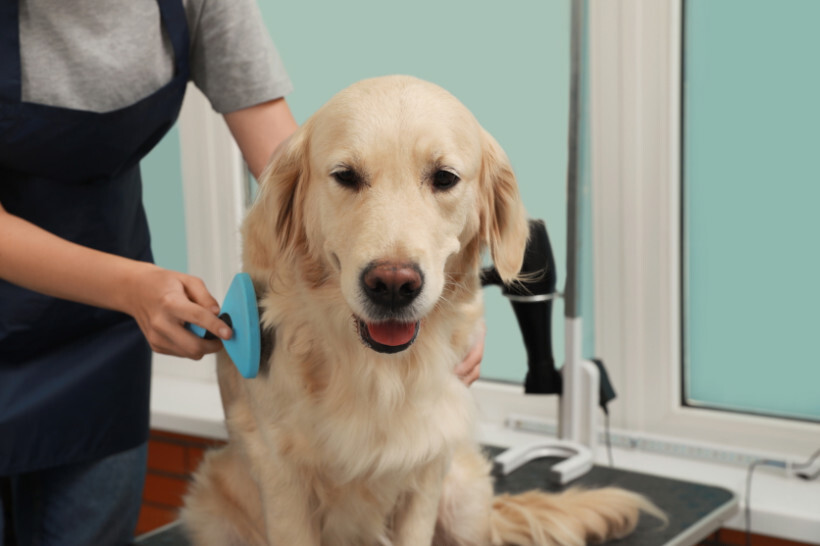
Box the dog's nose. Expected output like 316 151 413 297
361 262 423 310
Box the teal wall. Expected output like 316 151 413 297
259 0 573 383
142 126 188 274
684 0 820 421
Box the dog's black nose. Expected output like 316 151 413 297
361 262 423 310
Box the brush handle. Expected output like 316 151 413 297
186 313 232 340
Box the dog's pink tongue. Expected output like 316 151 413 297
367 321 417 346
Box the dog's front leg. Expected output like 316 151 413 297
258 470 320 545
391 461 447 546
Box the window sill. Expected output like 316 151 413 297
150 371 227 441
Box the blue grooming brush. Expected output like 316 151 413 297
187 273 261 378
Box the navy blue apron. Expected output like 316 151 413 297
0 0 190 474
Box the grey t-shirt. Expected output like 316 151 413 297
19 0 293 114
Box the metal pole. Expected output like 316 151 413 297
565 0 583 320
493 0 596 483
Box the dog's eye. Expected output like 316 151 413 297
332 169 362 189
433 170 460 191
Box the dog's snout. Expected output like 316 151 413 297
361 262 423 311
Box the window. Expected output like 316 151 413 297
589 0 819 456
682 0 820 423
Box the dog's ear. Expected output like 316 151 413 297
242 124 311 273
479 129 529 283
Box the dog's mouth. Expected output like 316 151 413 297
356 318 420 354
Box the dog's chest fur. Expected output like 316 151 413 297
233 284 480 543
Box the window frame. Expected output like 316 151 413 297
588 0 818 457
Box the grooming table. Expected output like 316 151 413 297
135 447 738 546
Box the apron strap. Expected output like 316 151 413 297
0 0 21 102
157 0 190 77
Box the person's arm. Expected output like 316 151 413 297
455 321 484 385
0 201 230 360
224 97 299 179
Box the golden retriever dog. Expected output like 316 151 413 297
182 75 660 545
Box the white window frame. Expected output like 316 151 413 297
588 0 819 457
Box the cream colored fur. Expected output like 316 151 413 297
182 75 661 545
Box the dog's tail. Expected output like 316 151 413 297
488 487 665 546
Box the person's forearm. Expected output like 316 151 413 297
0 202 232 359
0 203 147 313
224 97 299 179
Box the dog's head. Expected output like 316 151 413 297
244 76 528 354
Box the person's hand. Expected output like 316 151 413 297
123 263 232 360
455 321 485 385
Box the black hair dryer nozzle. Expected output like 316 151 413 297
481 219 562 395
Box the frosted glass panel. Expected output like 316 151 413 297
683 0 820 421
258 1 577 383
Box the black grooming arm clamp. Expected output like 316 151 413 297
481 219 563 396
481 219 616 409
